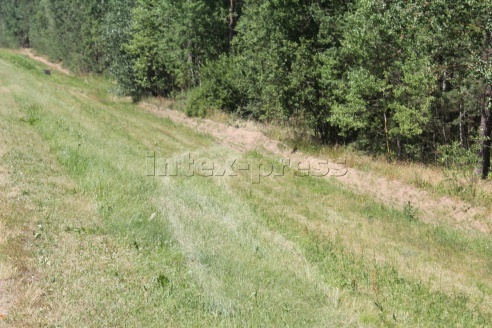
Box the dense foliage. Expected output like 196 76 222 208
0 0 491 176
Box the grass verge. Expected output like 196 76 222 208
0 48 491 327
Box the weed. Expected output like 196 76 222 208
157 274 170 288
19 104 41 125
403 201 418 221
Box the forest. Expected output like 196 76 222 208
1 0 491 177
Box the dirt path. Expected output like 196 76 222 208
19 48 72 75
141 103 491 234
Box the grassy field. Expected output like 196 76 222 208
0 48 491 327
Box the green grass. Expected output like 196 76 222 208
0 48 491 327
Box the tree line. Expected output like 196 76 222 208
1 0 491 177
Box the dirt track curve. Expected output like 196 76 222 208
141 103 491 234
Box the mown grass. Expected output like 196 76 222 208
231 151 492 319
0 48 491 327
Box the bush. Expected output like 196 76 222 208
185 87 210 117
203 57 245 112
437 141 479 171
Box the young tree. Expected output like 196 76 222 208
476 31 492 178
0 0 34 47
123 0 231 97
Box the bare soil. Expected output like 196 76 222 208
19 48 72 75
141 102 491 234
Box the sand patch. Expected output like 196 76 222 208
18 48 72 76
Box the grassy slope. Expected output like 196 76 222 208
0 49 491 327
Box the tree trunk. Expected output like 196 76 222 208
397 138 402 160
476 32 492 179
477 84 492 179
229 0 235 43
384 112 391 157
459 99 464 147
